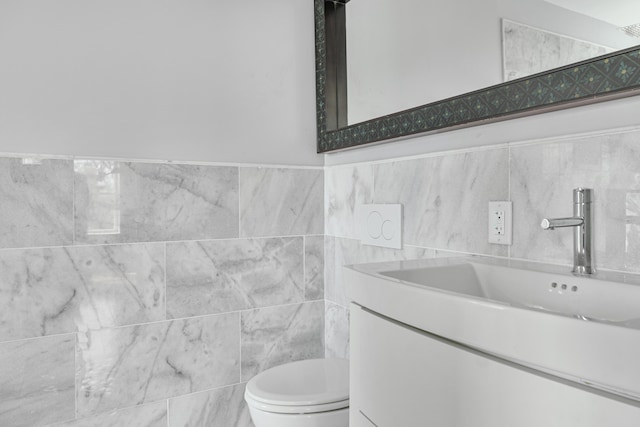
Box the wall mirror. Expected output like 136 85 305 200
315 0 640 153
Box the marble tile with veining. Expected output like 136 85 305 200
76 313 240 417
511 130 640 272
0 334 75 427
168 384 253 427
325 164 374 239
49 401 167 427
0 158 73 249
74 160 238 244
434 249 474 258
0 243 165 342
373 149 509 256
304 235 324 301
503 20 612 81
241 301 324 381
239 168 323 237
325 236 435 307
166 237 304 318
325 301 350 360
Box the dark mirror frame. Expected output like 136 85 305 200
315 0 640 153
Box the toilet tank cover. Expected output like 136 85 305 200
245 358 349 406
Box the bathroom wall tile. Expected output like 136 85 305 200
511 130 640 272
241 301 324 381
74 161 238 244
239 168 323 237
166 237 303 318
325 237 435 307
77 313 240 417
325 301 350 360
325 164 374 239
0 158 73 248
168 384 253 427
51 401 167 427
434 249 473 258
373 148 509 256
503 19 612 81
304 235 324 300
0 334 75 427
0 243 165 342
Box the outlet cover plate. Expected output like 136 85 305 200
488 201 512 245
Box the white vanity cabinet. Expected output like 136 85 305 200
350 303 640 427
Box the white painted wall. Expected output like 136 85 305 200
0 0 322 166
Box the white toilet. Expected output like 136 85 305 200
244 358 349 427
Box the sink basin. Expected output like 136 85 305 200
344 256 640 401
381 261 640 326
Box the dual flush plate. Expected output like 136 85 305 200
356 204 402 249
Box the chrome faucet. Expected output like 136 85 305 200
540 188 594 274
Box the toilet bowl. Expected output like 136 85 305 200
244 358 349 427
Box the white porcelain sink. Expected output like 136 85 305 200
344 256 640 401
381 261 640 326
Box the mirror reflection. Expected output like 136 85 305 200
346 0 640 125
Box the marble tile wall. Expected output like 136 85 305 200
4 126 638 426
324 127 640 359
0 157 324 427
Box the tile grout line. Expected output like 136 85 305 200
0 331 78 346
370 161 376 204
74 332 78 420
0 298 327 347
164 243 168 321
239 310 243 384
322 298 327 356
327 141 511 169
319 233 509 261
507 144 512 260
323 235 328 358
72 160 76 246
324 124 640 169
167 380 251 403
0 233 325 253
0 151 324 170
303 235 307 301
237 167 242 239
322 236 328 357
320 233 506 258
322 159 328 358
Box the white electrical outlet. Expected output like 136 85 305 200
356 204 403 249
488 201 512 245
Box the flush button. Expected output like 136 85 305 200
356 204 403 249
366 211 383 239
382 220 394 240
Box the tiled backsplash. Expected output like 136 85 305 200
2 125 640 426
0 158 324 427
324 127 640 361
